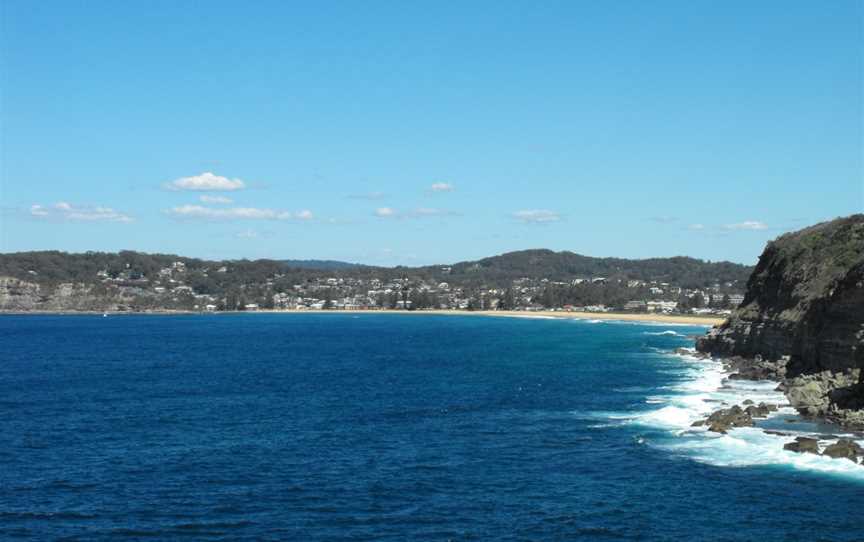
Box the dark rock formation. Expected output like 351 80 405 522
783 437 820 454
697 215 864 427
745 403 777 418
703 405 754 433
693 402 779 433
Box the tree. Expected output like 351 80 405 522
498 288 516 310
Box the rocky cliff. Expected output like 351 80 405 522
697 215 864 426
0 277 127 312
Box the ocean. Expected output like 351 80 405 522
1 313 862 541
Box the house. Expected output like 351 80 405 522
728 294 745 306
624 300 647 311
646 301 678 313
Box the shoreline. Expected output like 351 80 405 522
652 348 864 474
0 308 725 326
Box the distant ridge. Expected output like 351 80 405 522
281 259 368 271
0 247 752 312
0 248 752 289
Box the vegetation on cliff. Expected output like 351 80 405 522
698 214 864 426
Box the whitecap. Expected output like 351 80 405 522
627 351 864 481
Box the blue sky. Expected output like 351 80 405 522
1 0 861 265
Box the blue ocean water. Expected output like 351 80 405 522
1 314 862 541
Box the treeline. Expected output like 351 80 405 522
435 250 751 289
0 249 752 298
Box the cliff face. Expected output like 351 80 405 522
0 277 123 312
697 215 864 426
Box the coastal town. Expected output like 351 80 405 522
74 259 744 316
0 250 750 315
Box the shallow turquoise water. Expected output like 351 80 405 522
1 313 862 540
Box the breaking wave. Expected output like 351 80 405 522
627 350 864 481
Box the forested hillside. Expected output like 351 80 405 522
0 249 752 312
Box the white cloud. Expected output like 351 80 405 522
430 182 454 192
513 209 561 223
724 220 768 231
30 202 133 223
688 223 706 231
29 204 49 217
165 204 308 221
236 229 258 239
199 195 233 204
375 207 397 217
167 172 246 191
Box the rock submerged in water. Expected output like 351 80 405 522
692 403 864 466
821 439 864 463
781 436 864 463
704 405 754 434
692 402 780 433
783 437 820 454
745 403 776 418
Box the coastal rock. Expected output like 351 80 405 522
785 371 860 418
0 276 135 312
821 439 863 462
704 405 754 433
744 403 776 418
696 215 864 426
783 437 820 454
0 277 42 310
674 347 709 359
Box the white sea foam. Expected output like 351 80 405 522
644 330 684 337
501 314 559 320
626 352 864 481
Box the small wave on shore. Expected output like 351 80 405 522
626 349 864 480
643 330 685 337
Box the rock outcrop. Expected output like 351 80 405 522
0 276 126 312
783 437 820 454
697 215 864 427
0 277 43 310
